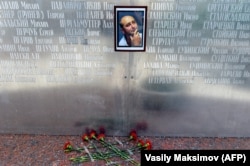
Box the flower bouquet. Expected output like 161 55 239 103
63 128 152 165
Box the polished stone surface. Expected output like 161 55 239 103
1 0 250 137
1 134 250 165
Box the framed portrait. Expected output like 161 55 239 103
114 6 147 51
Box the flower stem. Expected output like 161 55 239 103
96 138 140 166
91 141 121 166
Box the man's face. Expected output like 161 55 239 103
120 16 138 35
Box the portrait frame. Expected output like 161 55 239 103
114 6 147 52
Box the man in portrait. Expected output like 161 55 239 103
118 15 142 47
115 7 146 51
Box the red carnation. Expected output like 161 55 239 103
89 129 97 139
63 141 73 152
129 130 137 141
137 139 144 147
97 133 105 141
144 140 152 150
82 134 89 142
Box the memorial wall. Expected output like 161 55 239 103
0 0 250 136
